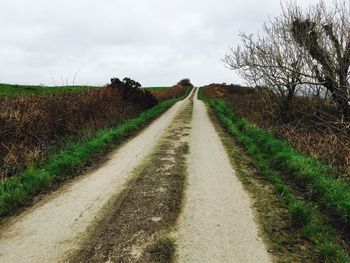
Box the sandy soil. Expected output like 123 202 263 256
0 90 193 263
175 90 272 262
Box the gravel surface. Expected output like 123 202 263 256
176 90 272 263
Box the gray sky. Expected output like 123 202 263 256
0 0 328 87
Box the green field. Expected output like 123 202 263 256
0 83 100 97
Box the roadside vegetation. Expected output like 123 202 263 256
0 78 156 179
222 0 350 173
203 96 350 262
0 77 192 217
208 101 333 262
202 85 350 173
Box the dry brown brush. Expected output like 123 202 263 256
150 84 189 101
203 84 350 172
0 77 158 179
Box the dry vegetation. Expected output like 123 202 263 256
202 84 350 172
0 78 187 179
150 79 193 101
150 85 187 101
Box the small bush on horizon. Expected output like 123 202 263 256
107 77 158 110
177 78 194 87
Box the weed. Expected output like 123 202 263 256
149 237 176 262
289 202 313 227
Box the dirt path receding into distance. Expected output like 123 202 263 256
0 88 272 263
0 91 193 263
175 90 272 262
67 91 193 263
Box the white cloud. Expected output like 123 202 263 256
0 0 333 86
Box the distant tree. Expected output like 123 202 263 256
177 79 193 87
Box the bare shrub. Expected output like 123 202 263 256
177 79 194 87
289 1 350 121
225 0 350 126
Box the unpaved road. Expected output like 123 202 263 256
0 88 271 263
175 90 271 262
0 90 193 263
67 91 193 263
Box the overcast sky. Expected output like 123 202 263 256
0 0 329 87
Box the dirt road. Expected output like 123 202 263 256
175 90 271 262
0 90 193 263
0 88 271 263
67 91 194 263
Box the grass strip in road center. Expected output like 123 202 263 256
67 95 193 263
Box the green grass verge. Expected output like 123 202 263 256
204 97 350 262
0 83 100 97
0 87 192 218
206 98 350 224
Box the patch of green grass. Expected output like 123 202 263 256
197 86 204 99
0 87 192 217
149 236 176 262
289 201 313 227
0 83 100 97
205 97 350 262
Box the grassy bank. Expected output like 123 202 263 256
209 100 350 224
0 83 100 97
0 87 192 218
201 84 350 173
202 94 350 262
